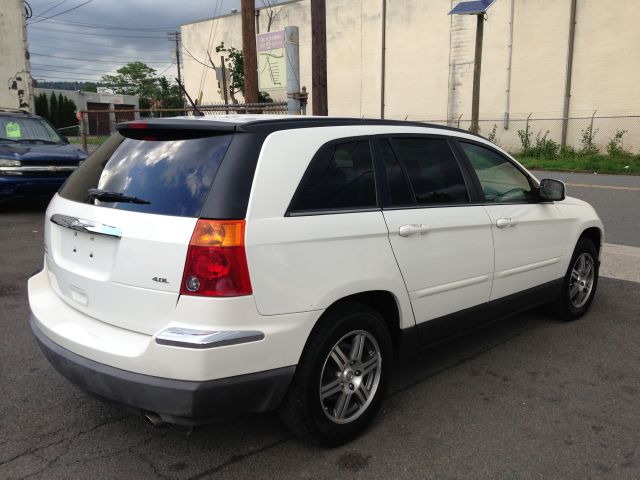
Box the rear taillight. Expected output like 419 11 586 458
180 219 252 297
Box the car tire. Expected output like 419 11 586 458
552 238 599 321
279 301 392 446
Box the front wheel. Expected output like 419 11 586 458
552 238 599 321
279 301 392 446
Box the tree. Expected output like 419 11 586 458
102 62 159 109
260 0 282 32
215 42 273 103
102 62 182 111
58 94 66 126
157 77 182 113
35 93 49 119
49 92 59 128
80 83 98 93
60 97 77 129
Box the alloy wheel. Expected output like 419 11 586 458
569 252 595 309
319 330 382 425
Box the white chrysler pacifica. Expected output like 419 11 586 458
28 116 603 445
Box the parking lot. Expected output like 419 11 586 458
1 172 639 479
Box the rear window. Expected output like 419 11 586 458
59 132 233 217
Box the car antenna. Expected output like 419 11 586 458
175 77 205 117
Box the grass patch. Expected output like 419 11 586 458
67 136 109 145
514 153 640 175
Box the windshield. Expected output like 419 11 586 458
0 116 64 143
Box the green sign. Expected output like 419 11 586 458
5 122 21 139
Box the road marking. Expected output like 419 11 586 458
600 243 640 283
566 183 640 192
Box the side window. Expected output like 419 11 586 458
290 140 377 213
460 142 534 203
390 137 469 205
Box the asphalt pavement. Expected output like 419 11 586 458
1 172 638 479
531 170 640 247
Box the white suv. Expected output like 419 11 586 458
28 116 603 445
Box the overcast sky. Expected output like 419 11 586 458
27 0 284 86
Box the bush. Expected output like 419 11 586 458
517 124 532 154
559 144 577 157
606 129 631 157
528 130 559 158
487 124 498 144
579 124 599 155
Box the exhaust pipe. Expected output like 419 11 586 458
143 412 164 427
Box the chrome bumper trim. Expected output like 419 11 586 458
0 166 77 174
155 328 265 349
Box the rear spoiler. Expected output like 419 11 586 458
116 119 245 139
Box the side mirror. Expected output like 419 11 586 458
539 178 565 202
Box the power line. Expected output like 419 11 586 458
182 46 215 70
31 62 113 73
29 26 167 39
31 51 173 65
158 63 176 76
43 18 177 31
28 0 95 25
30 0 68 20
29 41 170 54
30 44 171 61
31 66 113 76
198 0 222 98
28 35 160 50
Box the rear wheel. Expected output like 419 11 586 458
552 238 599 321
279 301 392 446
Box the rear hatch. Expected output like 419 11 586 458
45 123 235 334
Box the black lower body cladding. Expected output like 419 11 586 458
30 316 295 425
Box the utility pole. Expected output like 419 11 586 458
380 0 387 119
168 31 184 108
561 0 578 147
449 1 496 135
241 0 259 106
311 0 328 115
470 14 484 134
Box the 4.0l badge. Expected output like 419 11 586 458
152 277 169 284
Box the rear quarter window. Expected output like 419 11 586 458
289 140 377 213
59 132 233 217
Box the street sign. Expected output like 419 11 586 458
257 30 286 91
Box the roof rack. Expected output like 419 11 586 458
0 107 31 115
241 117 486 139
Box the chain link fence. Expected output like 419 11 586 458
68 107 640 157
408 114 640 155
71 102 289 152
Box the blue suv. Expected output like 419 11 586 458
0 109 87 198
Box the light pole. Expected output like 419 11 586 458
449 0 497 134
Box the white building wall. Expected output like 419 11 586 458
181 0 640 152
0 0 33 111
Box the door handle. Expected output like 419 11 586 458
496 217 516 229
398 224 430 237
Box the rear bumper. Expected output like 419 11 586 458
31 316 295 425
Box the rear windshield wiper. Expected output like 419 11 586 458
88 188 150 204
